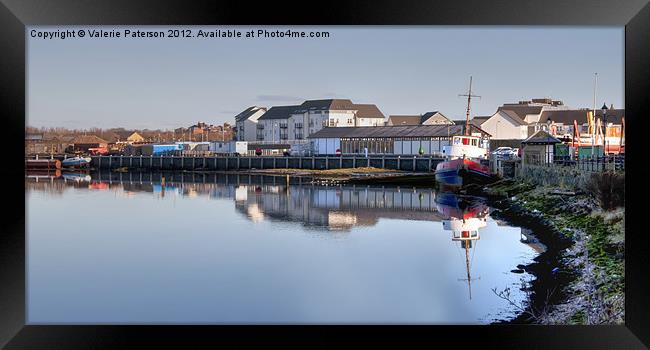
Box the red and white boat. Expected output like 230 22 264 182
435 136 491 187
434 77 491 188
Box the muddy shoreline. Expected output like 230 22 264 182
482 194 575 323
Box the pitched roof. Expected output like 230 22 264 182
522 130 561 144
353 103 385 119
258 99 385 120
499 109 529 126
388 115 422 126
308 124 489 139
71 135 109 144
298 99 354 110
388 112 451 126
258 105 301 120
497 105 544 121
471 116 490 127
540 109 624 125
235 106 267 122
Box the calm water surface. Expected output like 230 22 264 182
26 171 539 324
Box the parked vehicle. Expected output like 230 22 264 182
509 148 520 158
491 147 512 157
288 143 314 156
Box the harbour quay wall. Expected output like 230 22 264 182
90 155 445 172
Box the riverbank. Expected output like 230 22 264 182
473 178 625 324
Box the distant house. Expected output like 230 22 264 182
539 108 624 139
25 135 72 155
234 106 267 141
125 132 145 143
178 122 232 141
480 110 530 140
386 111 454 126
478 98 570 140
256 99 386 142
106 131 146 144
69 135 109 152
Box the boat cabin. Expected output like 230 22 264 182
442 135 489 160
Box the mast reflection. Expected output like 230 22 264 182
435 192 488 300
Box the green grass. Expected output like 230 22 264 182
513 189 625 299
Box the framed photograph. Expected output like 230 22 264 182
4 0 649 348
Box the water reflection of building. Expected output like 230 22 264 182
227 183 446 231
29 172 500 236
33 171 453 232
435 192 489 300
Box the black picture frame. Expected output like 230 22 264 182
3 0 649 348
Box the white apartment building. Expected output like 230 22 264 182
234 106 267 141
256 99 386 142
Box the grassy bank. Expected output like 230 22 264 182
481 176 625 324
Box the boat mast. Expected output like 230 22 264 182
465 242 472 300
459 76 481 136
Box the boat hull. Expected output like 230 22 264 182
61 157 92 168
434 158 491 188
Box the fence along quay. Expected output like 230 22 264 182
90 155 446 172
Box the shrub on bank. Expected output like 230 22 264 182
583 171 625 210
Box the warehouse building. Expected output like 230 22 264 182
307 124 490 156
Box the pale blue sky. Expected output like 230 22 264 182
27 26 624 129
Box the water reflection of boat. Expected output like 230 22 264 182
434 77 491 189
62 172 92 182
88 182 109 190
436 192 488 300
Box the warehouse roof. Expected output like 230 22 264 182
308 124 489 139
